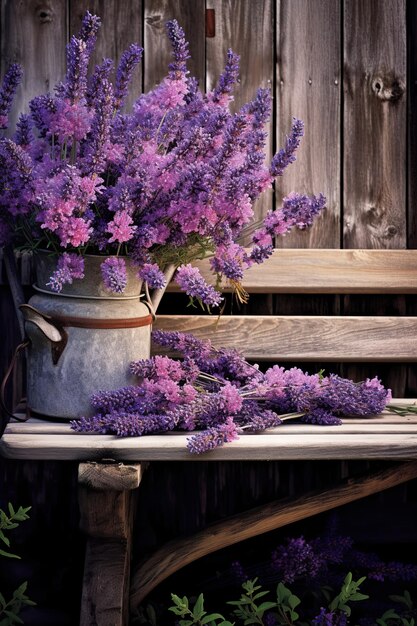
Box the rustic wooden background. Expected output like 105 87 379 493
1 1 417 623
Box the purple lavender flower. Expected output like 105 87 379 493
166 20 190 78
270 117 304 177
0 63 23 129
86 58 114 106
138 263 166 290
100 256 127 293
187 418 238 454
175 264 223 308
271 536 322 583
47 253 85 292
210 49 240 104
63 36 89 102
78 10 101 53
114 44 143 111
13 113 33 147
82 78 114 174
313 608 346 626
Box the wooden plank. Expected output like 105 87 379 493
154 314 417 362
408 0 417 247
3 431 417 462
343 0 407 248
0 0 67 132
167 249 417 294
130 461 417 605
143 0 205 91
5 418 417 436
70 0 143 111
206 0 274 230
276 0 340 248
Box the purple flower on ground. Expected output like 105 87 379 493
271 536 322 583
313 608 347 626
100 256 127 293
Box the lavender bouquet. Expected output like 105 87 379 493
0 12 324 308
70 330 392 453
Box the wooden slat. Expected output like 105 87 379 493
166 249 417 294
343 0 407 248
2 409 417 462
154 314 417 362
2 430 417 462
0 0 67 133
276 0 341 248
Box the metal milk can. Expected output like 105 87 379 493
19 252 154 420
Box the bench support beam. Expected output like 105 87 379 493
130 460 417 609
78 462 143 626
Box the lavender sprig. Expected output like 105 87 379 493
0 63 23 129
71 330 393 454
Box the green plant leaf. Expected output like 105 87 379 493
201 614 226 625
0 548 20 559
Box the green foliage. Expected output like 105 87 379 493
328 572 369 616
169 574 417 626
227 578 276 624
0 505 35 625
376 591 415 626
169 592 233 625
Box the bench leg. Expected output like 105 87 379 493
78 462 143 626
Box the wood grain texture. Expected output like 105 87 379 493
2 411 417 461
206 0 274 229
78 482 137 626
70 0 143 111
343 0 407 248
169 249 417 294
407 0 417 247
276 0 341 248
80 538 131 626
78 461 143 490
130 461 417 605
143 0 205 90
154 314 417 361
0 0 67 132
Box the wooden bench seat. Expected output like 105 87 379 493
2 406 417 461
2 248 417 625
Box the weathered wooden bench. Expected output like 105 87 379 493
2 248 417 626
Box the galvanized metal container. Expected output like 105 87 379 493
21 252 153 420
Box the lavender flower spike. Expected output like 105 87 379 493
114 44 143 111
0 63 23 129
211 49 240 104
166 19 190 77
64 36 89 102
101 257 127 293
78 10 101 53
270 117 304 177
175 264 223 309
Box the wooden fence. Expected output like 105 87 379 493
1 1 417 622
